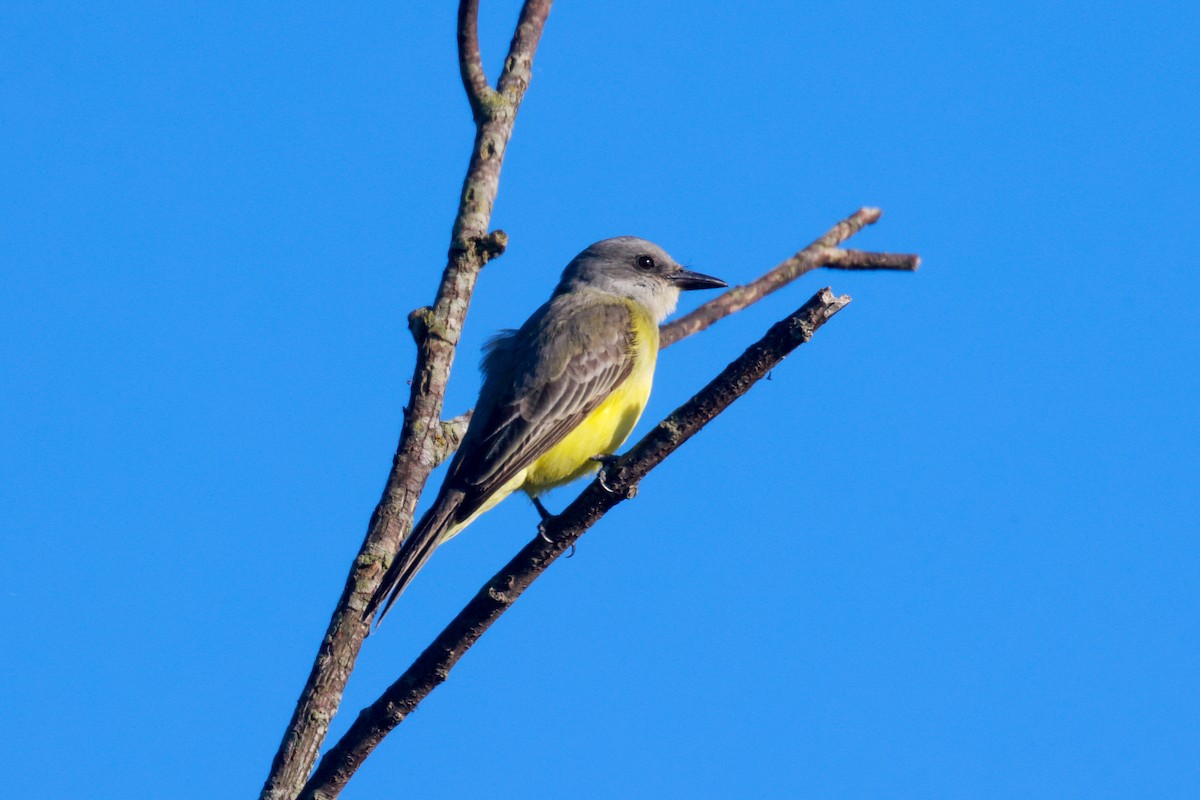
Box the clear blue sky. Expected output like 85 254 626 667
3 2 1197 798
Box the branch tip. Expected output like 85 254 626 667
820 249 919 272
660 208 914 348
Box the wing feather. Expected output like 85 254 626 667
445 294 636 520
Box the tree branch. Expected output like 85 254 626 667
258 3 553 799
659 207 919 348
819 247 921 271
296 288 850 800
457 0 490 119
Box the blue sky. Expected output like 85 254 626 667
3 1 1198 798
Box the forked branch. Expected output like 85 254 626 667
660 207 918 348
258 3 553 799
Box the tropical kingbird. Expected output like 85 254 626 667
367 237 726 625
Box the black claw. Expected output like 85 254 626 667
588 450 619 494
534 497 556 543
565 543 576 558
591 453 621 494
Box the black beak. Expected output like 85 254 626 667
671 268 727 291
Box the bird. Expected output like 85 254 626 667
366 236 726 626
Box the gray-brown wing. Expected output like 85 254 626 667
445 295 636 520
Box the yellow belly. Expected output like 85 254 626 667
522 299 658 495
522 368 654 495
439 300 658 543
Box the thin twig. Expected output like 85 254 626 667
296 288 850 800
258 3 553 799
819 248 921 271
456 0 490 119
659 207 919 348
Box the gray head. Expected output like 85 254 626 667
554 236 727 323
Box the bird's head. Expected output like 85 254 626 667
556 236 727 322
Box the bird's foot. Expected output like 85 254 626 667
533 495 576 556
591 453 621 495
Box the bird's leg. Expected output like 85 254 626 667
591 453 620 495
532 496 555 543
532 495 553 523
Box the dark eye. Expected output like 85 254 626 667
635 255 655 270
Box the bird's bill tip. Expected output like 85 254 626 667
671 268 727 291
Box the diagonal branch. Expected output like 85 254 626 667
295 288 850 800
659 207 919 348
258 3 553 799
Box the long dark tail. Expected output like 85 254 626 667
365 488 465 628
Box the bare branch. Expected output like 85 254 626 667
457 0 491 119
496 0 552 101
433 413 472 467
820 248 921 271
259 4 553 799
296 288 850 800
659 207 917 348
